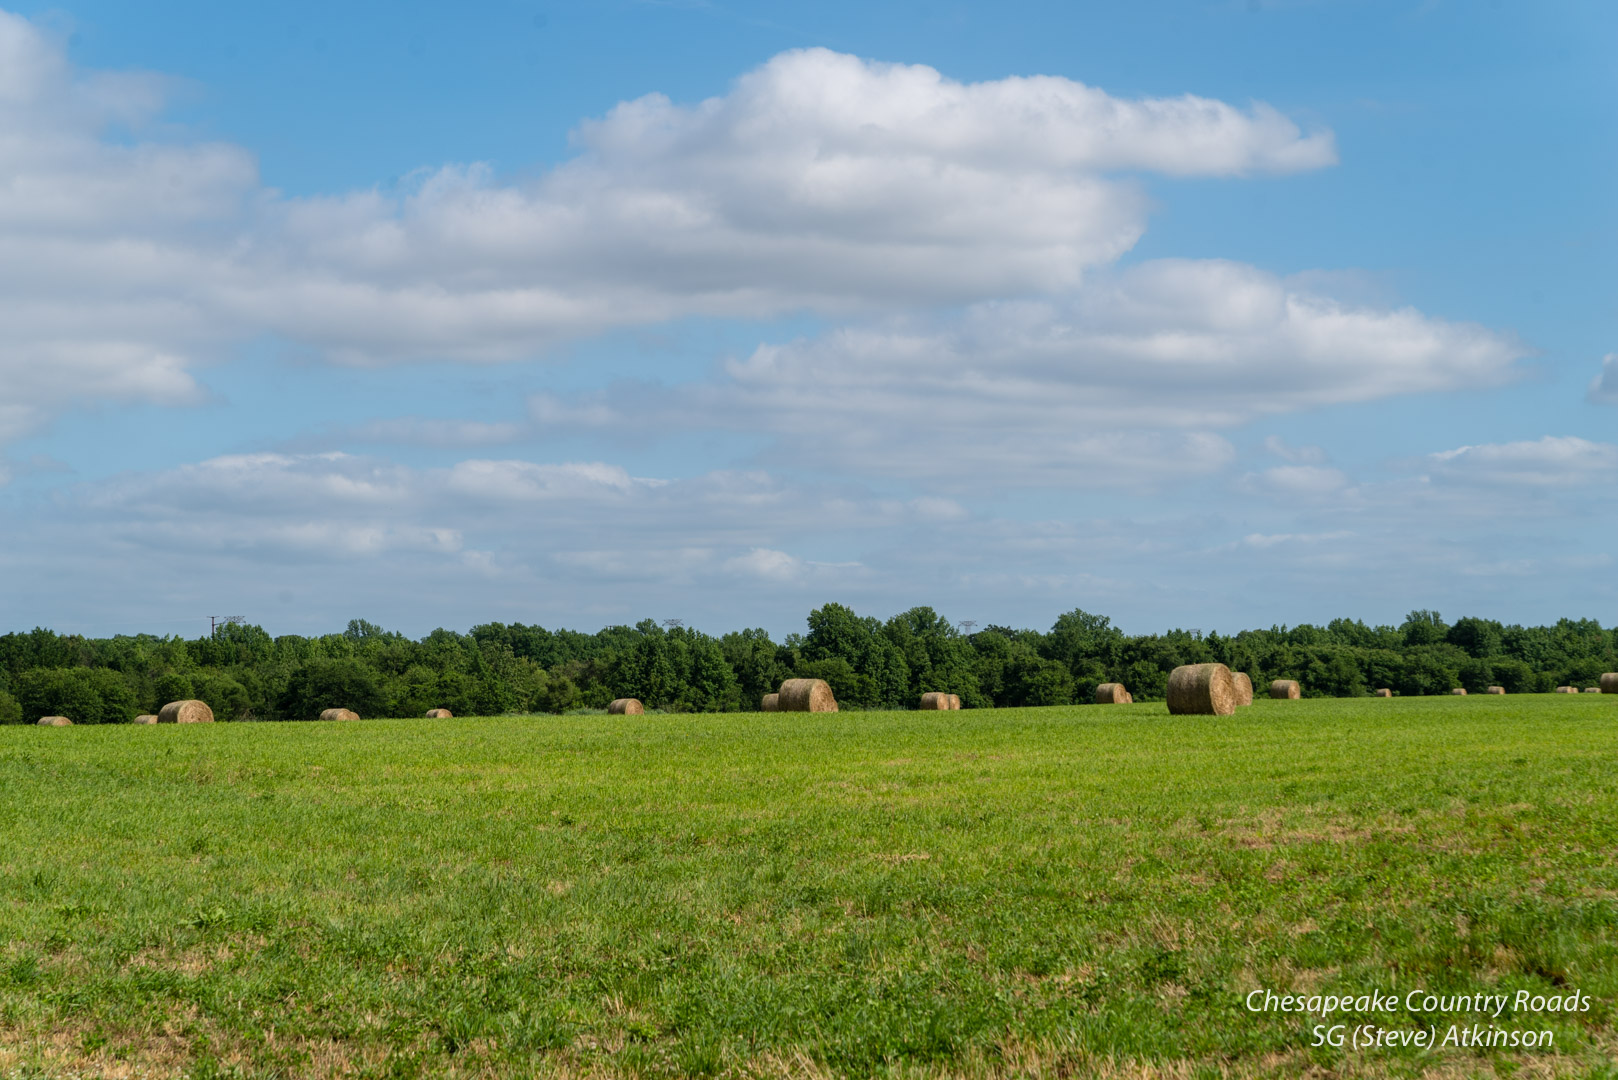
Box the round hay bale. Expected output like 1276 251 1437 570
1167 664 1237 716
1094 683 1129 705
1124 691 1134 703
133 714 159 724
778 678 838 713
1583 687 1602 694
949 694 961 710
608 698 644 715
319 708 360 722
919 692 951 710
761 693 779 712
1232 672 1254 707
1373 688 1392 698
1486 686 1505 695
1555 686 1577 694
158 699 214 724
1450 688 1467 696
1270 680 1301 700
425 708 453 718
1601 673 1618 695
36 716 72 726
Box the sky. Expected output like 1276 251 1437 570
0 0 1614 641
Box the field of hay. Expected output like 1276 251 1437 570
2 697 1615 1078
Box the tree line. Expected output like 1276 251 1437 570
0 605 1614 723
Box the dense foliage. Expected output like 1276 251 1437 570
0 606 1613 722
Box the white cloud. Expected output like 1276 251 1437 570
1428 436 1618 489
1246 465 1352 497
1262 435 1327 464
529 259 1524 489
1587 353 1618 404
724 547 807 582
0 10 1341 444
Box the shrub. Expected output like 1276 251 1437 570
0 690 21 725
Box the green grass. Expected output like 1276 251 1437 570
2 696 1616 1078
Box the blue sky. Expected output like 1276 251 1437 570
0 0 1613 640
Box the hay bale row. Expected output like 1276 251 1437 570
1486 686 1505 695
1584 687 1602 694
1602 673 1618 695
778 678 838 713
1270 680 1300 700
159 700 214 724
919 691 951 710
608 698 643 715
425 708 453 718
1374 688 1393 697
1555 686 1578 694
1167 664 1237 716
36 716 71 726
1233 672 1254 707
1094 683 1130 705
319 708 360 722
1450 688 1467 696
761 693 779 711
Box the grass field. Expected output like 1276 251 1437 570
2 696 1616 1079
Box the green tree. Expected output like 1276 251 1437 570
152 671 195 706
278 658 386 721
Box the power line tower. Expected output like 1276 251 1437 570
662 619 684 629
957 620 977 634
210 615 245 637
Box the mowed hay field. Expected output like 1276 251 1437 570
2 698 1617 1079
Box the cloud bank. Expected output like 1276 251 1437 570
0 11 1340 446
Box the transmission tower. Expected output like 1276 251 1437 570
662 619 684 629
210 615 245 637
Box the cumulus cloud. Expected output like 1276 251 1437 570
1587 353 1618 404
0 12 1341 446
1427 436 1618 489
1262 435 1327 464
529 259 1525 488
70 451 956 565
256 48 1333 362
0 11 250 441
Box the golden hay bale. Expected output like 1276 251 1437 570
1095 683 1129 705
1583 687 1602 694
1450 688 1467 696
1167 664 1237 716
1373 688 1392 698
1270 680 1300 700
1555 686 1577 694
949 694 961 710
159 699 214 724
778 678 838 713
1232 672 1254 707
1124 691 1134 703
1486 686 1505 695
319 708 360 722
608 698 644 715
133 714 159 724
37 716 72 726
1602 673 1618 695
425 708 453 718
919 692 951 710
761 693 779 711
